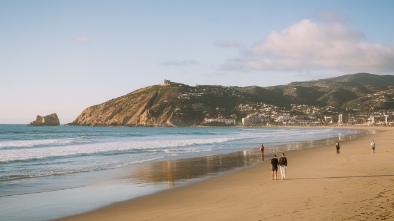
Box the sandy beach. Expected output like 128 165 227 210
57 127 394 221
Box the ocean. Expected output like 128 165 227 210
0 125 366 220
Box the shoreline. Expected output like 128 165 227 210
56 127 394 221
0 126 365 221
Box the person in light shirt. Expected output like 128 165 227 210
278 153 288 180
371 140 376 153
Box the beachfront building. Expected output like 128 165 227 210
368 114 394 126
368 115 384 125
387 115 394 126
242 115 261 125
204 118 236 125
324 116 333 124
338 114 343 125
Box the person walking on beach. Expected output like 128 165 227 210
271 155 279 180
335 141 340 155
371 140 376 153
260 144 265 161
278 153 287 180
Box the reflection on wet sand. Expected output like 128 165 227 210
269 130 371 154
119 129 372 188
120 150 261 187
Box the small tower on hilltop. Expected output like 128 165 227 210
163 79 171 86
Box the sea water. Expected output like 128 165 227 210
0 125 364 220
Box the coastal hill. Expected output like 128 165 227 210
68 73 394 126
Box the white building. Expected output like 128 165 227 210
204 118 236 125
338 114 343 124
242 115 261 125
324 116 333 124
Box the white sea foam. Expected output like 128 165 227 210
0 128 346 162
0 136 234 162
0 138 90 149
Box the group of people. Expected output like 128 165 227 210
335 140 376 155
260 144 287 180
271 153 287 180
260 139 376 180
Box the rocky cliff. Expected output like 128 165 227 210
29 113 60 126
68 85 196 126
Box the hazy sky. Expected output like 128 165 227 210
1 0 394 124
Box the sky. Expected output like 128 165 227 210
1 0 394 124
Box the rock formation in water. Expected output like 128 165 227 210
28 113 60 126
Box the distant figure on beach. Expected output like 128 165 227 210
335 141 340 155
278 153 287 180
371 140 376 153
271 155 279 180
260 144 265 161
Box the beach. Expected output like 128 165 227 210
57 127 394 221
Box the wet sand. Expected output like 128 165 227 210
57 127 394 221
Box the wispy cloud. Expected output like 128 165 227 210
222 18 394 74
74 37 92 44
160 59 200 66
316 9 347 23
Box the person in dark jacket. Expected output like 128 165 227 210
271 155 278 180
278 153 287 180
336 141 340 155
260 144 265 161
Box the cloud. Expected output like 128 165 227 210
74 37 92 44
160 59 200 66
222 19 394 74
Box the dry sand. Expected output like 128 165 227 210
58 127 394 221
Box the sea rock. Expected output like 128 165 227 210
28 113 60 126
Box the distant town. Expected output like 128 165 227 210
237 102 394 127
165 80 394 127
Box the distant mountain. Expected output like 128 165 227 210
68 73 394 126
264 73 394 106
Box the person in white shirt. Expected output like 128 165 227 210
371 140 376 153
278 153 287 180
